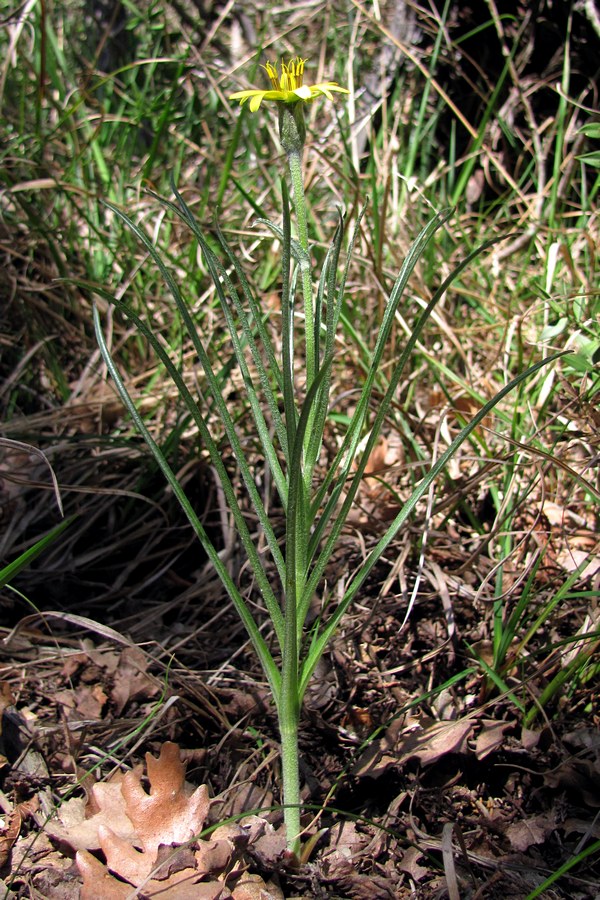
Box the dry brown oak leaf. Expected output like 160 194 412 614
51 742 209 854
77 849 227 899
118 741 209 852
67 743 282 898
75 742 212 891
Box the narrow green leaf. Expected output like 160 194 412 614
93 304 282 700
280 178 298 459
524 839 600 900
101 201 287 587
94 288 286 643
158 186 289 497
299 351 568 697
307 210 456 567
0 517 74 590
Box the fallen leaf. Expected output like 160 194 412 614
0 681 15 713
338 873 398 899
398 846 429 881
151 881 229 899
0 809 21 868
59 743 285 898
74 683 107 719
249 826 289 868
78 848 229 899
0 795 40 869
210 822 250 849
194 837 235 875
353 717 474 777
474 720 513 760
555 548 599 579
99 823 156 883
232 873 285 900
520 727 542 751
66 743 267 898
154 841 198 878
326 821 365 860
111 647 159 715
563 727 600 753
563 817 600 839
506 814 555 852
8 831 70 888
77 849 142 900
214 781 273 822
47 777 138 852
122 742 209 852
543 757 600 807
30 861 82 900
0 877 17 900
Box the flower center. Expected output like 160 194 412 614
264 57 306 93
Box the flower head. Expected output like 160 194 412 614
230 57 349 113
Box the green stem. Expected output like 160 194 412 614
279 104 315 395
277 101 314 855
279 458 305 856
278 667 301 855
287 150 309 251
288 150 315 396
280 555 301 853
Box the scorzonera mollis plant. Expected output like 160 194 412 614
94 57 562 856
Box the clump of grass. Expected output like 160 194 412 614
338 0 599 732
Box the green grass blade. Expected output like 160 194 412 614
305 209 345 477
0 517 74 590
467 643 526 713
307 211 458 565
103 198 288 519
157 187 289 499
524 842 600 899
299 351 568 697
310 208 455 521
89 209 287 642
278 178 298 461
286 355 335 635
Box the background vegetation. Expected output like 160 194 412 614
1 0 598 896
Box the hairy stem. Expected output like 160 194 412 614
277 101 314 853
287 150 315 395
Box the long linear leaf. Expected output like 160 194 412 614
286 355 335 639
280 178 298 460
170 186 289 455
301 211 458 625
101 202 287 602
0 517 74 589
93 304 282 700
213 220 288 439
304 209 345 479
0 437 64 516
94 289 285 638
150 190 289 502
188 233 289 505
309 209 454 528
255 218 310 270
308 229 511 576
306 203 369 480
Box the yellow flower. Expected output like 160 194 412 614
230 57 349 113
